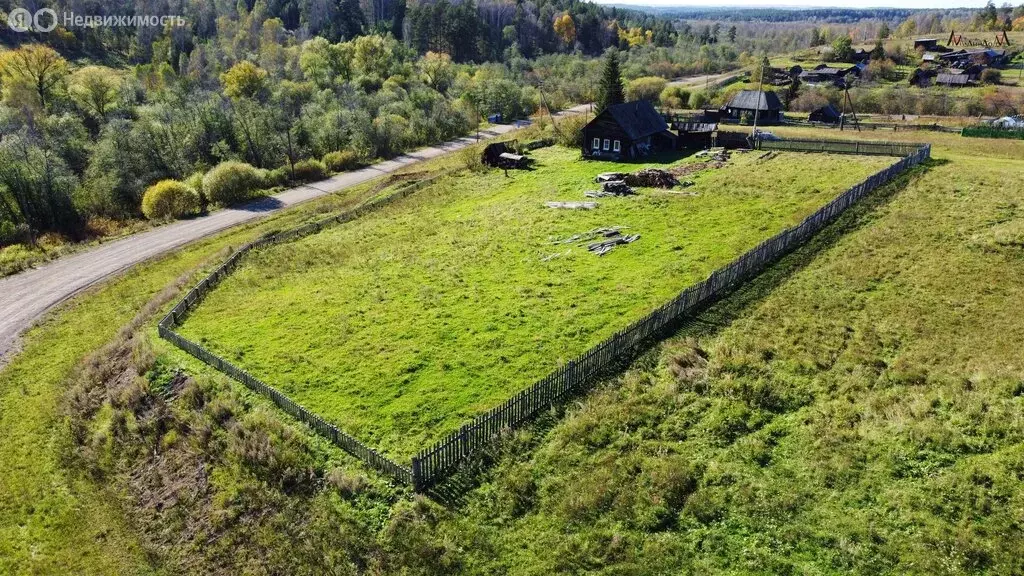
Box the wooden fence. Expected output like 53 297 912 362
756 137 926 157
158 141 930 492
409 142 931 490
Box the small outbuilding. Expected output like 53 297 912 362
722 90 784 124
936 73 973 87
914 38 941 52
809 103 842 124
582 100 677 160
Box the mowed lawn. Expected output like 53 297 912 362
179 146 892 456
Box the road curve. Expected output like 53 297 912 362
0 105 590 363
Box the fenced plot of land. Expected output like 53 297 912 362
177 146 892 457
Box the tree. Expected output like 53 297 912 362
69 66 121 121
0 44 69 111
870 40 885 61
553 13 576 46
728 25 737 43
220 61 269 101
420 52 454 92
878 22 891 40
596 49 624 112
831 36 855 63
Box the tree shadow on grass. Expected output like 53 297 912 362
423 157 943 507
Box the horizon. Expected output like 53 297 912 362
595 0 996 9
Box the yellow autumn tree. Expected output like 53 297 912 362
617 25 652 48
553 13 576 45
0 44 69 110
1013 16 1024 31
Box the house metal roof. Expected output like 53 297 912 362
936 73 971 85
597 100 670 141
726 90 783 112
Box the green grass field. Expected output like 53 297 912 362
176 146 891 457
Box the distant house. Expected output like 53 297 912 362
809 103 842 124
914 38 941 52
722 90 784 124
799 64 859 86
675 122 718 149
938 48 1008 68
582 100 677 160
935 73 973 87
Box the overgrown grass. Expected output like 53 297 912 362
176 146 891 457
433 128 1024 574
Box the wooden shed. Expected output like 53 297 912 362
582 100 677 160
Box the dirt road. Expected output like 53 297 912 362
0 105 590 362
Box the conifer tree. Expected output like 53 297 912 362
597 49 624 112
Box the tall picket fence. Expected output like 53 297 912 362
158 142 930 491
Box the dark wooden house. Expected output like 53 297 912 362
722 90 784 124
914 38 941 52
809 103 842 124
582 100 677 160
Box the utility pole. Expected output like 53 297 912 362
752 56 768 140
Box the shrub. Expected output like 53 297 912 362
323 150 361 172
202 161 265 206
262 167 289 188
140 179 200 220
626 76 669 103
660 86 690 109
980 69 1002 85
290 159 327 182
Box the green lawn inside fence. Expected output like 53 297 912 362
177 145 892 457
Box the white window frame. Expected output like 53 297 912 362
613 140 621 152
603 138 610 151
592 137 600 150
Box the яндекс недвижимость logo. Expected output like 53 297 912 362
7 7 185 32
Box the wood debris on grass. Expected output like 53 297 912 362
584 180 636 198
548 226 639 256
624 168 680 189
550 227 624 245
588 233 640 256
545 201 599 210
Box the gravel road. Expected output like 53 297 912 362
0 105 590 363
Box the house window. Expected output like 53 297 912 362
603 139 610 151
613 140 621 152
592 137 600 150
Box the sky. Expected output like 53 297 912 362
594 0 992 8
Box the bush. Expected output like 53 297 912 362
202 161 265 206
262 167 289 188
980 69 1002 85
141 179 200 220
660 86 690 109
290 159 327 182
323 150 361 172
626 76 668 103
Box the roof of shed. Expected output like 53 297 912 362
936 73 971 85
597 100 670 141
726 90 783 111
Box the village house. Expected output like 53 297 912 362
722 90 784 124
582 100 677 160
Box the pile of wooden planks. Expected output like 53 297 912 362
587 232 640 256
545 201 598 210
